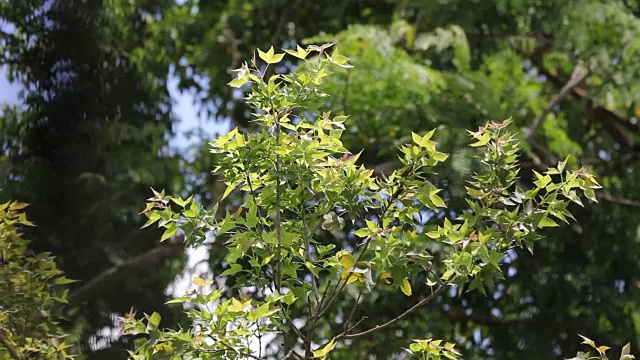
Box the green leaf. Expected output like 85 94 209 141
621 343 633 359
339 253 356 270
220 263 243 276
183 201 199 218
54 277 78 285
160 224 178 242
533 171 552 188
329 47 353 68
578 334 596 348
353 228 370 237
222 182 238 200
228 76 249 88
432 152 449 162
228 298 251 312
258 46 285 64
284 45 309 59
411 130 437 149
192 276 213 287
430 193 447 208
401 278 412 296
147 312 161 331
282 291 297 305
165 296 191 304
142 212 161 228
313 339 335 358
538 217 559 228
9 202 29 210
469 132 490 147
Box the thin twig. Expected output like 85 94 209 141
274 113 283 293
281 308 307 342
305 280 333 357
344 283 447 339
300 207 320 302
283 345 304 360
216 340 263 360
344 289 363 333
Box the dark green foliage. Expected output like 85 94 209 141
0 0 185 357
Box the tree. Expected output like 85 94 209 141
121 45 600 359
148 1 640 357
0 0 186 357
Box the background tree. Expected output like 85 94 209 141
0 0 187 358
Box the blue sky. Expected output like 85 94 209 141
0 66 19 105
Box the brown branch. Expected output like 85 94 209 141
343 283 448 339
514 40 638 149
531 60 637 149
68 233 185 304
598 193 640 208
69 181 227 304
527 62 590 139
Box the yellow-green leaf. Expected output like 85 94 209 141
430 194 447 208
160 224 178 241
192 276 213 287
284 45 309 59
228 297 251 312
165 296 191 304
228 76 249 88
579 334 596 348
258 46 285 64
313 338 335 358
9 202 29 210
154 343 174 353
538 217 559 228
470 133 490 147
596 345 610 355
401 278 412 296
339 253 356 270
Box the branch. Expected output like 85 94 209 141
598 193 640 208
343 283 448 339
529 57 637 149
69 181 227 304
0 333 21 360
68 232 185 304
527 62 591 139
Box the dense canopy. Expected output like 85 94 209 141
2 0 640 359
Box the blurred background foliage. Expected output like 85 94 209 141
3 0 640 358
